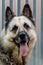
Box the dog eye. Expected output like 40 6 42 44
24 23 30 30
11 25 18 32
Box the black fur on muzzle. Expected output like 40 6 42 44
12 31 30 47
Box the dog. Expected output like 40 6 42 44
0 4 37 65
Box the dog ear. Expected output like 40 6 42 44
22 4 33 18
22 4 35 26
5 6 15 33
5 6 15 22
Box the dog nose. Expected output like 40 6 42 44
19 31 26 39
18 31 30 43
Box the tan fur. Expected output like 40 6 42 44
0 16 36 65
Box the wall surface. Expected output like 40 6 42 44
41 0 43 65
0 0 42 65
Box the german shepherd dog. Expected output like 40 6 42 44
0 4 37 65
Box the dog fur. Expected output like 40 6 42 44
0 4 37 65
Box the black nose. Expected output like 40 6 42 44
18 31 30 43
18 31 26 40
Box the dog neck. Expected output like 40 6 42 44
0 45 15 64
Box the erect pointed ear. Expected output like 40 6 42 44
5 6 15 22
5 6 15 33
22 4 33 18
22 4 35 26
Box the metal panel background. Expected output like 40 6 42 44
0 0 42 65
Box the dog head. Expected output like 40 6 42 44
3 7 36 56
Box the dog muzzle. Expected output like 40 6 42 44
13 31 30 56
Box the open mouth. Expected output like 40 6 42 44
20 43 28 56
12 31 30 56
12 37 29 57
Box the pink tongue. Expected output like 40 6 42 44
20 43 28 56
